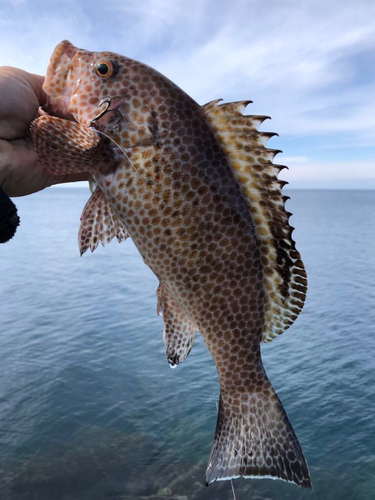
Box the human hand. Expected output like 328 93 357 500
0 66 89 197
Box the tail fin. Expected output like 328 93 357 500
206 385 312 489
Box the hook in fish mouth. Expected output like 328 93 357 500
92 97 111 121
91 96 124 128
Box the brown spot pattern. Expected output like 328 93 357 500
202 100 308 342
30 116 114 175
31 40 312 490
78 186 129 255
207 386 311 488
157 283 198 367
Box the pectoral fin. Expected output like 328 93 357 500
156 284 198 367
30 115 116 174
79 186 129 255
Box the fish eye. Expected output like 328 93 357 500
94 60 118 78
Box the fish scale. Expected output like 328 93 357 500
30 40 311 489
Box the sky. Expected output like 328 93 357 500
1 0 374 189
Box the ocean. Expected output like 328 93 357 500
0 188 374 500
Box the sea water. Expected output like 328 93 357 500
0 188 374 500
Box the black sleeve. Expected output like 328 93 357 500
0 186 20 243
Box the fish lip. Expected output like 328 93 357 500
42 40 81 122
45 40 78 78
60 40 79 59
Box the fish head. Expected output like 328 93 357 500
43 40 134 129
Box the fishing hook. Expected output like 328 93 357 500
90 97 123 128
92 97 112 122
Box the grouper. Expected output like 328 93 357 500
30 40 311 489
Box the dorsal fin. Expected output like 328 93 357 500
202 100 307 343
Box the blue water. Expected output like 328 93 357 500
0 188 374 500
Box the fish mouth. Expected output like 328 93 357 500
42 40 127 130
42 40 80 122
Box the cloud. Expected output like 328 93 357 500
0 0 374 188
0 1 93 72
144 1 375 143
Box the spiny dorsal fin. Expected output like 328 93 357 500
202 100 307 343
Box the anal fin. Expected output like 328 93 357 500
79 186 129 255
156 284 198 367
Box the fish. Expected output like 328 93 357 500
30 40 311 489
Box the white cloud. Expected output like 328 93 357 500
0 1 93 73
0 0 374 188
146 2 375 142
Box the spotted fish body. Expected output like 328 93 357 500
31 41 311 488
